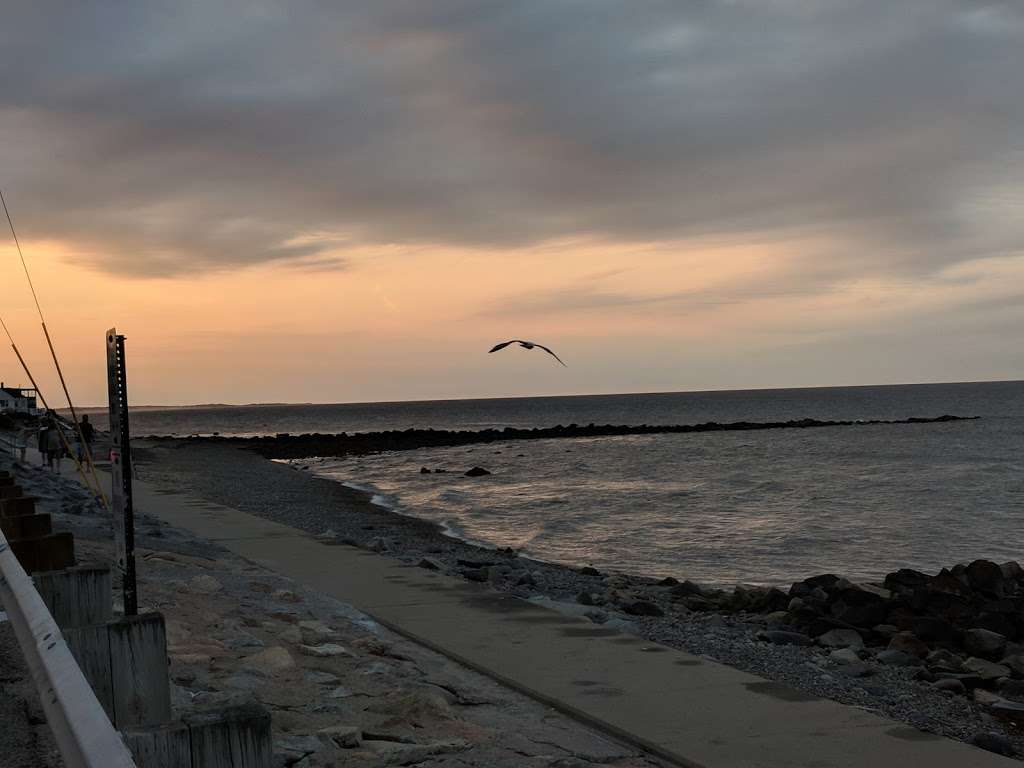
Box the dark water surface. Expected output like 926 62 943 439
120 382 1024 584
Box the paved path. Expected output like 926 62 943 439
95 472 1015 768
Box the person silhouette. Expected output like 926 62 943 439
78 414 95 461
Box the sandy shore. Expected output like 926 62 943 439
6 455 664 768
130 438 1024 760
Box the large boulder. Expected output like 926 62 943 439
966 560 1005 595
829 648 861 664
964 628 1008 660
1000 654 1024 677
933 678 967 696
831 598 888 629
887 632 929 658
1000 562 1023 581
912 616 960 644
918 572 975 623
884 568 931 594
934 671 986 690
976 612 1017 640
963 657 1011 681
729 585 789 613
789 574 841 599
970 732 1017 757
678 594 723 612
926 649 965 673
817 629 864 650
927 569 972 597
846 583 891 601
670 580 710 598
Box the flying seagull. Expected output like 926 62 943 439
488 339 567 366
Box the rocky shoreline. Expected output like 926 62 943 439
146 413 977 460
134 439 1023 760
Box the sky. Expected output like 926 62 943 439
1 1 1023 406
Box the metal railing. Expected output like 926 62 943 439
0 527 137 768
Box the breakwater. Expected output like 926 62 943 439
152 413 977 460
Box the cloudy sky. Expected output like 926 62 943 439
1 1 1022 405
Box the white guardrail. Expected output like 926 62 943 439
0 527 137 768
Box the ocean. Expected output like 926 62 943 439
117 381 1024 586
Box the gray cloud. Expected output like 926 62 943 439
0 1 1022 276
481 284 841 318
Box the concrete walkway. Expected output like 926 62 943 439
19 449 1017 768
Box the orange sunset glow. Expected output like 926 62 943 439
1 3 1022 406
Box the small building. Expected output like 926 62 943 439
0 382 39 414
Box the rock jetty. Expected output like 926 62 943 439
153 414 977 460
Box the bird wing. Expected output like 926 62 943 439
489 340 521 353
535 344 567 366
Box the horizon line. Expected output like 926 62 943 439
57 376 1024 412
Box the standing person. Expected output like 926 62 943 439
77 414 95 462
16 425 28 463
45 415 63 473
38 423 49 466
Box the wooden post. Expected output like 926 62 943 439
0 484 23 500
185 703 273 768
1 511 51 540
123 721 191 768
109 612 172 728
64 622 115 720
8 532 75 573
34 566 112 628
0 495 37 516
65 612 172 728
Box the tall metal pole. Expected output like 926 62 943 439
106 328 137 616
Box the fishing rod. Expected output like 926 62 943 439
0 314 100 492
0 188 109 506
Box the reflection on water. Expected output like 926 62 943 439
308 394 1024 586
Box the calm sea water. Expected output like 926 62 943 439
122 382 1024 585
